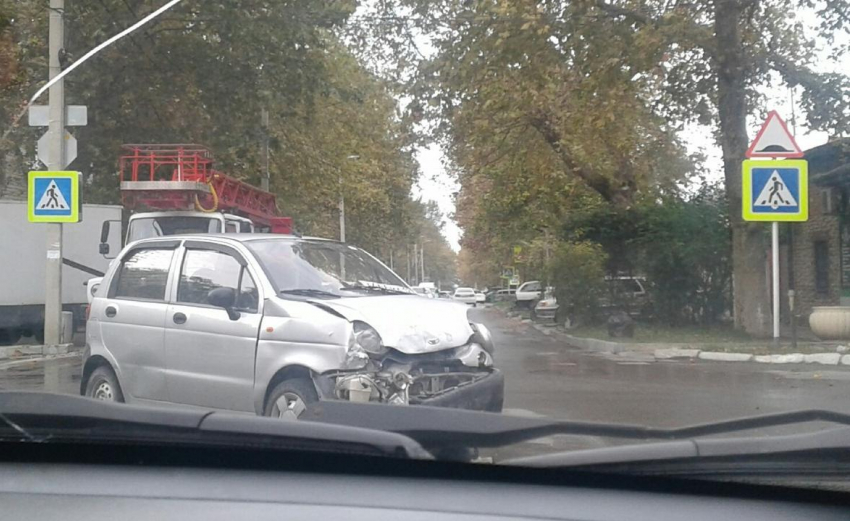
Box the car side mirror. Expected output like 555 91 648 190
207 287 240 320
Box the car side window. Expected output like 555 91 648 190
236 267 259 313
177 249 243 306
527 282 541 292
113 249 174 301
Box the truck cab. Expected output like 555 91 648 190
98 211 256 259
126 211 254 243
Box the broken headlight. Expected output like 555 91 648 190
343 321 387 369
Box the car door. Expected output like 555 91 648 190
164 241 263 411
99 241 179 402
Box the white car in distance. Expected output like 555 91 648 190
453 287 478 307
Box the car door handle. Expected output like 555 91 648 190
173 312 187 325
105 306 117 318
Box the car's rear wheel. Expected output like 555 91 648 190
264 378 318 420
85 366 124 403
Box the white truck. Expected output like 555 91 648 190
0 200 123 344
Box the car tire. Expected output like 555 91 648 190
85 365 125 403
264 377 318 420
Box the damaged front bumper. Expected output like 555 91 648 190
319 344 505 413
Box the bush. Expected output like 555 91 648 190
549 241 607 324
635 186 731 325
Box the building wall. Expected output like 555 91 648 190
789 186 842 319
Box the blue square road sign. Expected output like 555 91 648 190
27 171 80 223
742 160 808 222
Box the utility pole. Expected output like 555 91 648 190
413 243 418 285
44 0 66 345
260 107 270 191
338 173 345 243
420 243 425 282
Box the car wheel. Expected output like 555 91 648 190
264 377 318 420
85 366 125 403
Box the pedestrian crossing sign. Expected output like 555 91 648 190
742 160 808 222
27 171 80 223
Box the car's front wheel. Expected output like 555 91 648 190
264 378 318 420
85 365 124 403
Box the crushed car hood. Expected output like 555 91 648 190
313 295 474 354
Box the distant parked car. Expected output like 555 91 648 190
453 287 478 306
439 291 451 299
475 291 486 304
515 280 543 308
412 287 433 298
602 277 650 317
532 288 558 325
495 289 516 302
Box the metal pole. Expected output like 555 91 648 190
338 173 345 243
420 243 425 282
413 243 418 285
44 0 66 346
772 221 780 342
260 107 270 192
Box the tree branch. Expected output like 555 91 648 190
527 110 634 206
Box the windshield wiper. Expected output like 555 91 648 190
0 392 429 460
279 288 340 299
302 402 850 463
340 282 414 295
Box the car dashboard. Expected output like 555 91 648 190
2 460 848 521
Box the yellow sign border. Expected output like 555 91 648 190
742 159 808 222
27 171 80 223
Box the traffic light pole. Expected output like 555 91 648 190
44 0 66 345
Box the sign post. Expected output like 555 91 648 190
742 111 807 343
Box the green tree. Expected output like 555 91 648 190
365 0 849 335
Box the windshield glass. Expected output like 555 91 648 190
127 216 221 242
247 239 411 297
4 0 850 486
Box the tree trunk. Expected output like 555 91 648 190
714 0 771 336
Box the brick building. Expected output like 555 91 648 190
780 138 850 322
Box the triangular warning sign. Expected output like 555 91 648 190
755 170 798 209
746 110 804 158
36 180 70 210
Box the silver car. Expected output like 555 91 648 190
81 235 503 418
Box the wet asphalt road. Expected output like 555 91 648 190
2 306 850 457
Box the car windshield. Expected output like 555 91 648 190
246 239 411 297
4 0 850 488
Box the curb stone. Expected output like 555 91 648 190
654 348 700 359
0 343 73 360
842 355 850 365
698 352 753 362
753 353 805 364
0 351 81 371
803 353 841 365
